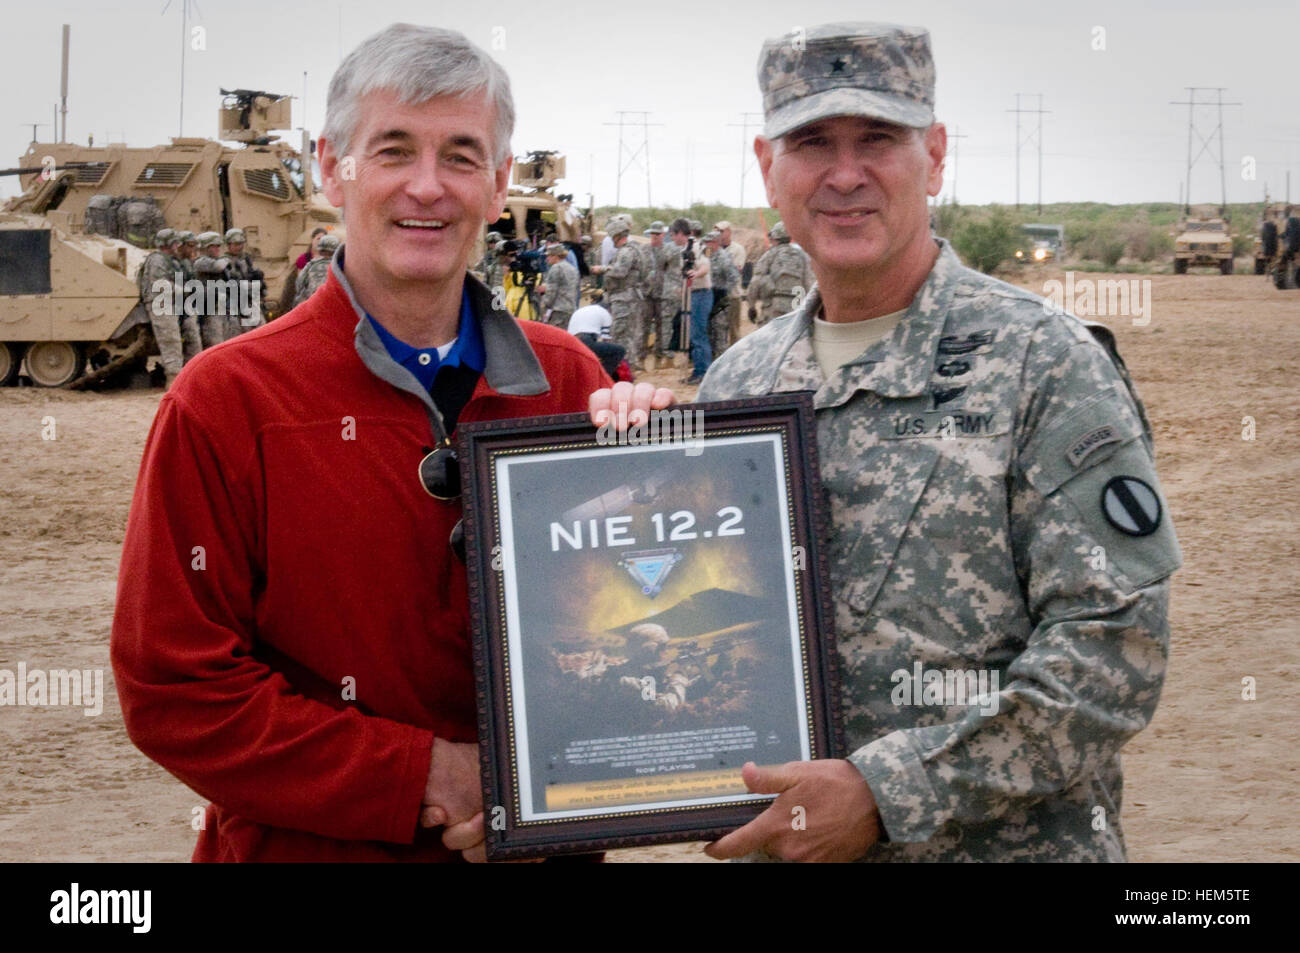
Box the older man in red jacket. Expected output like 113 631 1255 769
111 23 668 862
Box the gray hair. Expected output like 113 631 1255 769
322 23 515 166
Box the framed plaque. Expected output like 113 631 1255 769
458 393 841 860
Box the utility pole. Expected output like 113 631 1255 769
1007 94 1049 212
59 25 70 143
726 112 763 207
1170 87 1241 215
162 0 202 137
945 126 968 204
603 111 661 208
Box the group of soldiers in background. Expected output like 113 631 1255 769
137 226 266 382
470 216 813 382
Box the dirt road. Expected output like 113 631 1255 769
1 271 1295 861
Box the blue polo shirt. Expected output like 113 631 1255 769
366 290 485 393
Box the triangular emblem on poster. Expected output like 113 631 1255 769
617 548 683 597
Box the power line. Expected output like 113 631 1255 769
1169 87 1241 214
1007 93 1050 213
602 111 661 208
946 125 969 204
725 112 763 207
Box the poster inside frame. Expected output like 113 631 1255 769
459 393 841 860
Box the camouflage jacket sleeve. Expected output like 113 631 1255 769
749 248 774 305
712 246 740 289
139 252 175 313
541 262 577 311
849 328 1180 847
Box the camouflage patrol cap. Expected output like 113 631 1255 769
317 233 341 254
155 227 176 247
758 22 935 140
688 219 703 233
544 242 567 258
714 220 732 231
606 218 630 238
177 230 197 245
769 221 789 242
197 231 222 247
646 220 666 234
224 227 246 243
485 230 502 243
580 234 592 245
703 230 721 243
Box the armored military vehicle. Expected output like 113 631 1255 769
1173 209 1234 275
8 89 342 319
481 151 591 257
0 207 149 387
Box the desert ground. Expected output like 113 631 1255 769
1 269 1296 862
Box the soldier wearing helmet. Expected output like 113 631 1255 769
590 218 647 368
224 227 266 333
195 232 234 348
136 228 188 382
749 220 814 325
294 232 340 307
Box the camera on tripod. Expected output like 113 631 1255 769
506 241 543 289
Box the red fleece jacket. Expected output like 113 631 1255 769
111 269 610 861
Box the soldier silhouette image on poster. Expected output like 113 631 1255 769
458 395 841 859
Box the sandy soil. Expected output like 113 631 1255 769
1 271 1296 862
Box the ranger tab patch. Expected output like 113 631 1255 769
1067 425 1122 468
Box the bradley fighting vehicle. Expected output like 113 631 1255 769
1 90 341 386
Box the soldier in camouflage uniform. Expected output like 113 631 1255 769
749 221 814 325
706 230 740 356
591 218 646 369
224 227 265 334
655 219 688 361
195 232 233 349
476 231 502 278
138 228 186 380
294 233 339 307
174 231 206 350
638 225 662 359
481 241 508 301
538 243 579 328
169 233 202 364
700 22 1181 864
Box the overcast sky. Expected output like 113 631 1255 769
4 0 1297 210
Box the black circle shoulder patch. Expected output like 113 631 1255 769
1101 476 1162 537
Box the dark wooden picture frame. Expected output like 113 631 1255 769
457 393 842 860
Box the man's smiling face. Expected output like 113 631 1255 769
756 115 945 279
320 87 511 293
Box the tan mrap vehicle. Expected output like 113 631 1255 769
1173 211 1234 275
9 89 342 319
477 151 591 261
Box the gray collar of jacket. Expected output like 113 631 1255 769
331 245 550 442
